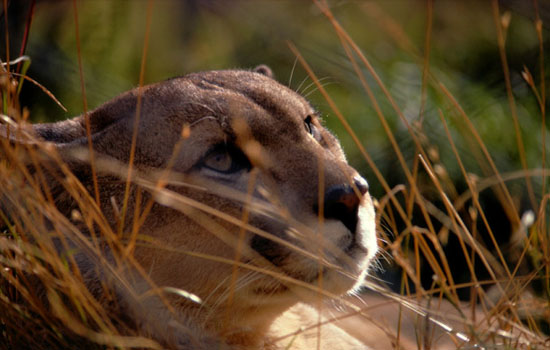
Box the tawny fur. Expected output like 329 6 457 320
1 66 377 349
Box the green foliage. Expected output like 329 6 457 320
1 0 550 348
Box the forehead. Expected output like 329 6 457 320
182 70 315 131
137 70 320 153
136 69 344 171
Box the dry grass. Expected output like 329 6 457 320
1 0 550 349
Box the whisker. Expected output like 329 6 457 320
300 76 333 98
288 56 299 88
295 74 311 94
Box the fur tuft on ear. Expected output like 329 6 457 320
253 65 274 79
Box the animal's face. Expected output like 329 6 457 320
25 67 377 314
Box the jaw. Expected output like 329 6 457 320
195 200 377 345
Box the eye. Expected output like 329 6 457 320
200 144 251 175
203 149 233 172
304 115 320 140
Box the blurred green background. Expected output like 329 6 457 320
2 0 550 296
2 0 547 196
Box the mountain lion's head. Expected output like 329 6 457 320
1 66 377 349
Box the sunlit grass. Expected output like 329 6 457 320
1 0 550 349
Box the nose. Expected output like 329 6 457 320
315 176 369 233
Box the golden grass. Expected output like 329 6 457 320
1 0 550 349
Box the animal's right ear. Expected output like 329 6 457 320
0 93 128 161
28 89 137 147
0 122 45 154
0 121 67 167
1 116 91 165
253 65 274 79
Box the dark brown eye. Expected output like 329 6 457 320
304 115 320 140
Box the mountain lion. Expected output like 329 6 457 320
0 66 377 349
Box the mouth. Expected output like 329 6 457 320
252 284 288 295
252 235 369 291
247 203 375 295
341 232 370 258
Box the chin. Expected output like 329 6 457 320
289 203 377 300
325 202 377 293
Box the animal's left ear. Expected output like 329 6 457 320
253 65 274 79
